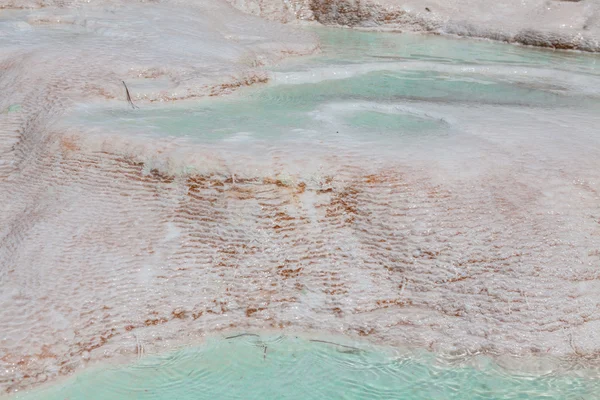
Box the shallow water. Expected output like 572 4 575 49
70 28 600 181
73 28 600 142
12 335 599 400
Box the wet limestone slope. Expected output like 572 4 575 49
0 0 318 392
227 0 600 51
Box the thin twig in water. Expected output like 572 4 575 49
225 333 260 340
122 80 138 109
309 339 361 352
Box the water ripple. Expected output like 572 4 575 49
13 335 599 400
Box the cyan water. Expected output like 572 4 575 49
12 335 598 400
74 27 600 147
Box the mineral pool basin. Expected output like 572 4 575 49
10 335 599 400
71 27 600 153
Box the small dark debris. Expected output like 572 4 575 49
225 333 260 340
309 339 362 353
425 7 431 12
122 80 139 109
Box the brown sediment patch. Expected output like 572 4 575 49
192 311 204 320
144 317 169 326
277 265 303 279
59 135 79 153
374 298 413 308
323 186 359 223
75 328 118 353
171 309 187 319
332 307 344 317
209 74 269 97
245 307 266 317
263 177 291 187
310 0 378 26
356 327 376 337
228 185 255 200
141 74 270 103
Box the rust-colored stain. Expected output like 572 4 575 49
322 186 359 224
37 345 57 359
277 265 302 279
75 328 118 354
148 168 175 184
364 174 387 184
171 309 187 319
296 182 306 193
274 212 295 221
209 75 269 97
144 318 168 326
245 307 265 317
375 298 413 308
59 135 80 153
263 177 290 187
192 311 203 320
324 287 349 295
357 327 376 337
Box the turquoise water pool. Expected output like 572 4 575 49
12 335 599 400
72 28 600 146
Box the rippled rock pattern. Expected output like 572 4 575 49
1 1 600 396
0 0 320 392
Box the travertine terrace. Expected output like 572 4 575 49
228 0 600 51
1 0 600 395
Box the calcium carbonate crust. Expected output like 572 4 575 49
225 0 600 52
